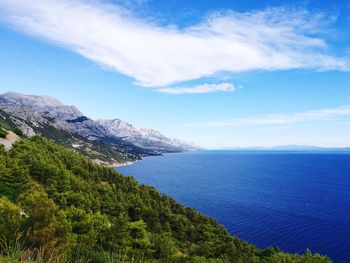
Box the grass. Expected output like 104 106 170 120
0 256 10 263
0 233 150 263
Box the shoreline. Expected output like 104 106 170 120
92 159 137 168
114 160 137 168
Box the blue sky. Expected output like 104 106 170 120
0 0 350 148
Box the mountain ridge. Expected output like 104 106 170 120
217 145 350 151
0 91 201 165
97 118 202 152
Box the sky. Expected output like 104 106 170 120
0 0 350 148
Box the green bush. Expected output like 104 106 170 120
0 126 7 139
0 197 23 243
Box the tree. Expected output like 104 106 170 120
19 190 71 250
128 220 152 251
0 159 30 200
0 126 7 139
0 197 24 242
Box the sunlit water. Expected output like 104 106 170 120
117 151 350 261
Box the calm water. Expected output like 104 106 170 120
117 151 350 262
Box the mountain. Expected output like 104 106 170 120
0 92 200 165
268 145 328 151
0 92 107 139
219 145 350 151
269 145 350 151
97 118 202 152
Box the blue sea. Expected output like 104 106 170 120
117 151 350 262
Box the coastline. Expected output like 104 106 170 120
92 158 137 168
114 160 137 168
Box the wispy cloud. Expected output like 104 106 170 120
0 0 349 87
188 105 350 127
158 82 235 94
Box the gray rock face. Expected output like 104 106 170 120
0 92 63 108
0 92 109 140
0 92 201 152
10 117 36 137
97 119 201 152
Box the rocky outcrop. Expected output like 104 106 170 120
0 131 20 150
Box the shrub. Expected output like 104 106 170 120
0 126 7 139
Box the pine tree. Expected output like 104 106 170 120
0 159 31 199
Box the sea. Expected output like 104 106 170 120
117 151 350 262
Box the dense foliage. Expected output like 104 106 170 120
0 136 331 262
0 126 7 139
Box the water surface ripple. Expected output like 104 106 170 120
118 151 350 261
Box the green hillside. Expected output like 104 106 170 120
0 136 330 262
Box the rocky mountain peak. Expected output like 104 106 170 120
96 118 202 151
1 92 64 108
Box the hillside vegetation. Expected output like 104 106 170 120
0 135 331 262
0 92 201 166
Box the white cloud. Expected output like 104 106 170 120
188 105 350 127
158 82 235 94
0 0 349 87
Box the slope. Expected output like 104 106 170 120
0 136 330 262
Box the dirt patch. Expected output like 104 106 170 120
0 131 20 150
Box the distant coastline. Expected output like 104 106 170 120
215 145 350 152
